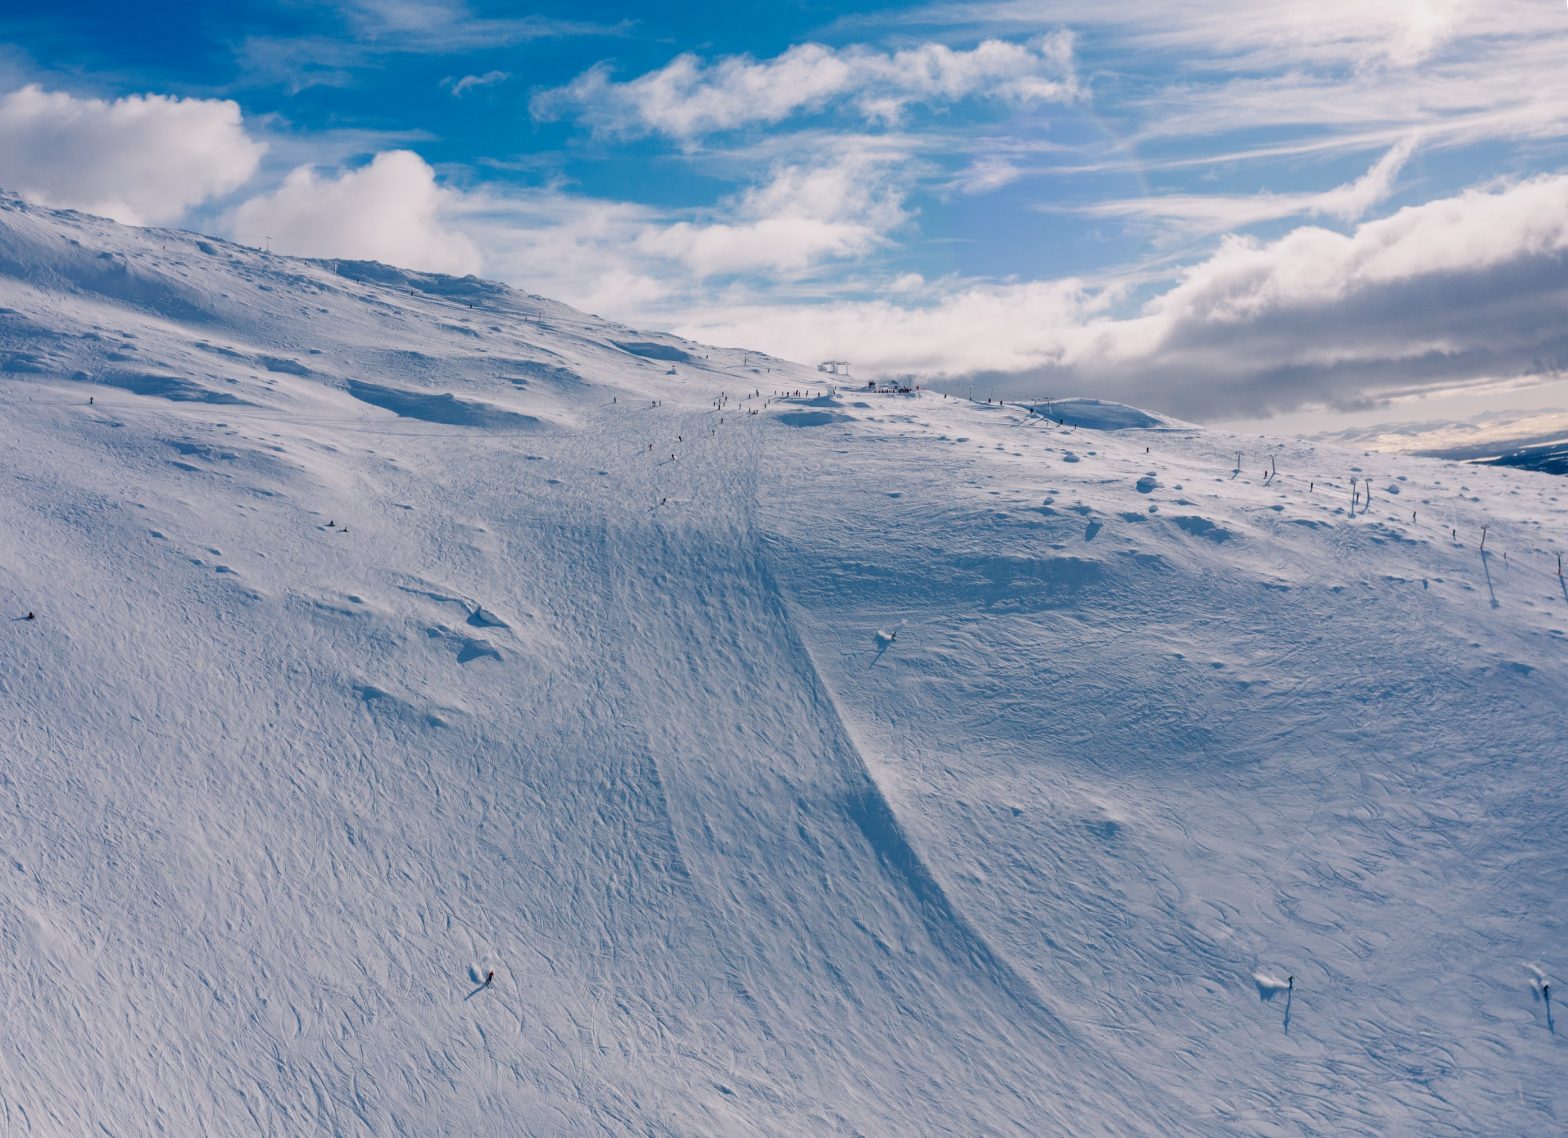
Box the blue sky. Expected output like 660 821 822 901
4 1 1568 425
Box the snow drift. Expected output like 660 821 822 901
0 191 1564 1137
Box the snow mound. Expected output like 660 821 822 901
611 339 693 362
345 379 542 429
1043 398 1175 430
776 409 850 427
1254 972 1293 1000
98 370 252 404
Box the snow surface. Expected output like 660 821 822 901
1 192 1564 1136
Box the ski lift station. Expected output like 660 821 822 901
865 374 919 395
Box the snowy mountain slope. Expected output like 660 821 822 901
0 193 1563 1136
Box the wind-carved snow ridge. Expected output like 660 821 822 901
1 194 1565 1137
757 557 1060 1029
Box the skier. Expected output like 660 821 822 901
484 970 495 987
25 612 34 621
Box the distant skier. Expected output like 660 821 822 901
1287 976 1294 991
484 970 495 987
24 612 34 621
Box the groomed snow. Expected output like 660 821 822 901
1 193 1563 1136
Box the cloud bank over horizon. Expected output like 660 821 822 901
673 175 1568 420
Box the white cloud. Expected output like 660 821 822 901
533 35 1076 139
230 150 481 275
442 71 511 96
954 155 1026 195
1310 138 1417 220
0 85 265 225
442 187 666 316
676 175 1568 420
1066 138 1417 236
676 278 1102 380
635 154 909 277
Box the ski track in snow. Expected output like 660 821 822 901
0 192 1564 1136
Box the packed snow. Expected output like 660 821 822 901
1 192 1563 1136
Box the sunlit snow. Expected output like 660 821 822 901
1 193 1563 1136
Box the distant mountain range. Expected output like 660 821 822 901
1472 437 1568 475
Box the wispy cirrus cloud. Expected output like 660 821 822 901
234 1 628 92
845 0 1492 69
1057 138 1418 238
334 0 626 50
532 34 1076 140
839 1 1568 165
